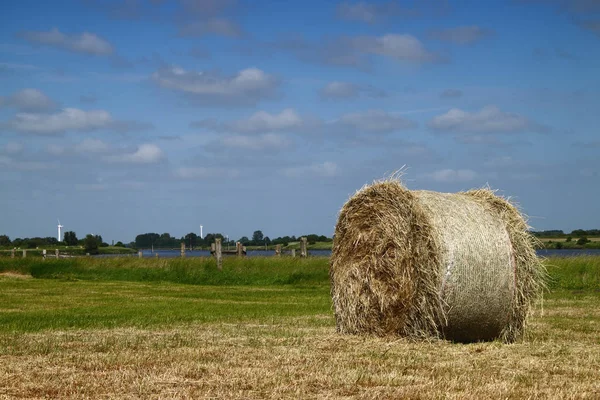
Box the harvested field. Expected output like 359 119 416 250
0 257 599 399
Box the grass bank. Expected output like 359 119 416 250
0 256 330 286
2 255 600 291
0 246 136 257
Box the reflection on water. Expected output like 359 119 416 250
97 248 600 258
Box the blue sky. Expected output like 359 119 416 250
1 0 599 243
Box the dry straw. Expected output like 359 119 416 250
330 177 545 343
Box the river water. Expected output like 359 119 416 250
101 248 600 258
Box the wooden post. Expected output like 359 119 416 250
291 249 296 258
138 251 143 258
215 238 222 270
55 249 59 259
181 242 186 258
11 248 15 258
275 244 281 256
43 249 47 260
300 237 308 258
22 250 26 258
236 242 242 257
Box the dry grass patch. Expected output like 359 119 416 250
2 294 600 399
0 272 31 279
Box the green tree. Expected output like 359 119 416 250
238 236 250 245
63 231 78 246
565 237 572 242
84 234 99 254
204 233 224 246
0 235 10 247
115 241 125 247
252 230 264 244
135 233 160 248
576 237 590 246
185 232 199 248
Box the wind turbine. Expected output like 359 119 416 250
57 219 63 242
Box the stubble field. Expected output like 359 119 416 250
0 256 599 399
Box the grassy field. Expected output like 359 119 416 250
1 257 599 398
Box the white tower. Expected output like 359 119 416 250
57 219 63 242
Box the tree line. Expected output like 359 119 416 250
531 229 600 237
0 232 123 255
134 230 333 249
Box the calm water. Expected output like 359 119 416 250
100 248 600 258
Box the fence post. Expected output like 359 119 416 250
291 249 296 258
55 249 59 259
138 251 143 258
11 248 15 258
300 237 308 258
22 250 27 258
43 249 46 260
215 238 222 270
275 244 281 256
181 242 186 258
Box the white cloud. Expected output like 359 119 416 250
152 66 279 105
179 18 242 37
1 89 56 111
355 34 441 63
74 138 110 153
46 144 65 155
8 108 112 134
336 110 417 133
319 81 386 99
105 144 165 164
228 109 303 133
428 105 546 134
176 0 242 38
337 2 395 23
429 26 493 44
174 167 240 180
421 169 478 183
1 142 24 154
336 1 449 23
6 108 151 135
0 155 57 171
222 133 291 150
483 156 516 168
282 162 340 178
320 82 358 98
272 33 441 70
20 28 114 55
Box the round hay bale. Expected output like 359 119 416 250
330 179 544 343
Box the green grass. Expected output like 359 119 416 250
543 255 600 290
0 279 331 333
0 256 330 286
1 256 599 334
